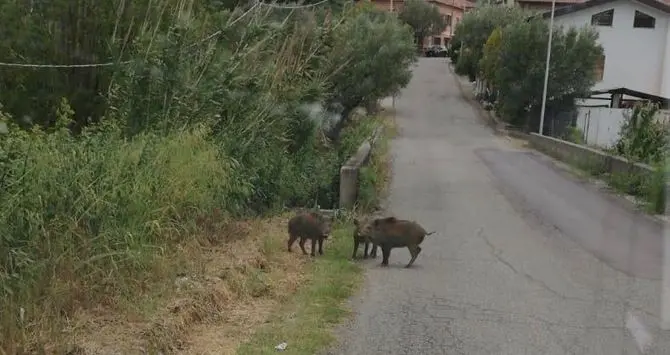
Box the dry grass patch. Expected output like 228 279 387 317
236 222 362 355
65 214 316 355
33 113 391 355
236 113 393 355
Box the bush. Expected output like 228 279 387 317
563 125 585 145
0 1 416 350
452 5 527 80
614 102 669 165
644 162 667 214
323 3 416 139
485 19 602 127
608 102 668 214
454 6 602 128
0 107 248 347
398 0 447 51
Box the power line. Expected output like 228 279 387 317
190 0 332 48
0 60 132 69
189 1 261 48
256 0 331 9
0 0 332 69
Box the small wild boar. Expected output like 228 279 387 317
361 216 435 268
352 217 378 260
287 211 332 257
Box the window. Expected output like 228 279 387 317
591 9 614 26
433 37 442 46
445 14 452 27
594 54 605 81
633 11 655 28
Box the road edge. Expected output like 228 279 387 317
447 62 668 228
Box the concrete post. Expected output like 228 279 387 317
339 166 359 210
611 93 623 108
662 182 670 330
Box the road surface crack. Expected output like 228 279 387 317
477 228 596 304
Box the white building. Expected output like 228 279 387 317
542 0 670 98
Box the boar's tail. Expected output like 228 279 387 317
425 231 436 236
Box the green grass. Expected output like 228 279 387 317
236 222 363 355
237 114 394 355
0 107 379 353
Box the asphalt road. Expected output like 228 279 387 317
324 58 670 355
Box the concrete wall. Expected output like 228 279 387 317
575 106 670 148
527 132 655 179
551 0 670 97
339 126 384 209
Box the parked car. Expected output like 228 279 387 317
424 45 447 57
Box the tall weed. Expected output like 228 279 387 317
0 1 415 350
0 103 253 349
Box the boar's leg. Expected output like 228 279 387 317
380 245 391 267
369 242 377 258
317 237 324 255
310 238 317 257
299 237 309 255
405 245 422 268
287 234 298 252
363 240 369 259
352 238 361 259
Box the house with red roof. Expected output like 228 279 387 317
364 0 476 46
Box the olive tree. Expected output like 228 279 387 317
323 5 417 140
484 18 603 128
452 5 527 80
398 0 447 51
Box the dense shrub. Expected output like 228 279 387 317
614 102 669 165
0 0 416 350
610 102 668 214
454 6 603 128
398 0 447 52
451 5 527 81
323 3 417 139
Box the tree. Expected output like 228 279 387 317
323 5 417 140
451 4 527 80
479 27 503 84
615 102 668 165
398 0 447 51
484 18 603 128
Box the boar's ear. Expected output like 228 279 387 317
353 218 360 227
384 216 397 223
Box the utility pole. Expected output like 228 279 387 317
663 180 670 330
538 0 556 136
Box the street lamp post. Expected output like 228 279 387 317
538 0 557 136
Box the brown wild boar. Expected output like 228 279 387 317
352 217 378 259
361 216 435 268
287 211 332 257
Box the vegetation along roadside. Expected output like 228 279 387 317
449 4 666 216
0 0 415 354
